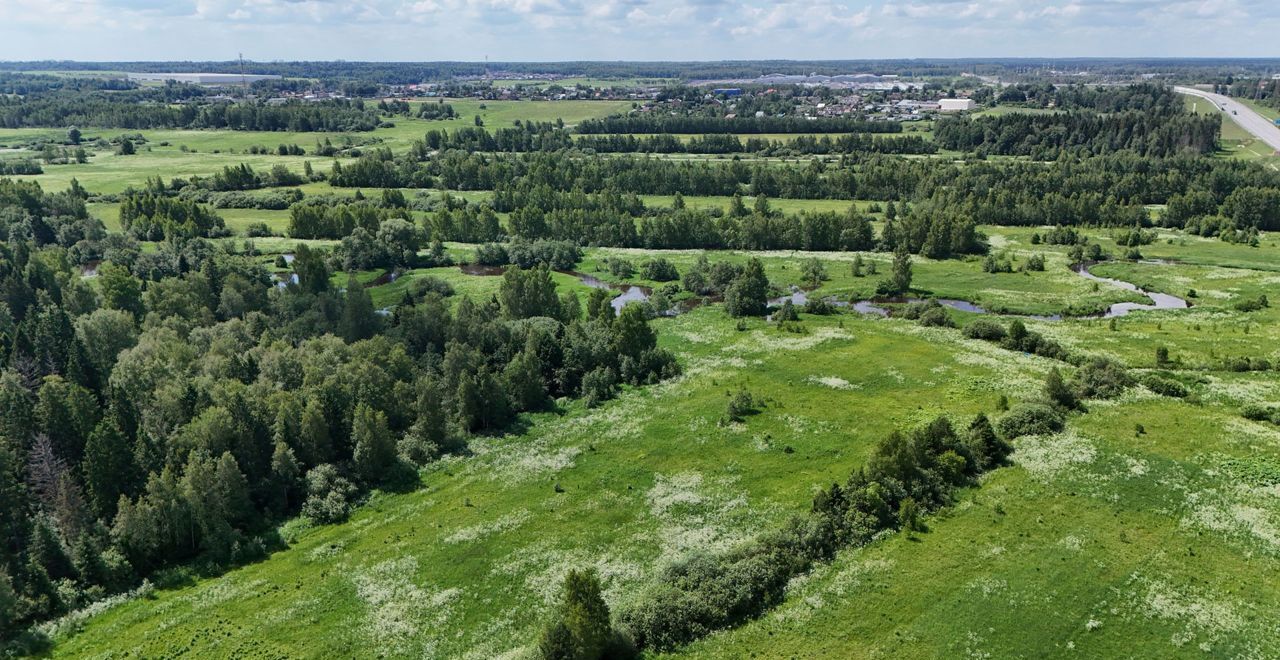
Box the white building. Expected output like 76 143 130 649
127 72 281 86
939 98 977 112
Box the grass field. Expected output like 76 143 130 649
0 99 631 194
1184 96 1280 167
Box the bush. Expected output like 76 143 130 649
1241 403 1277 423
996 403 1064 439
1234 295 1269 312
964 319 1007 341
804 298 836 315
606 257 635 278
917 306 954 328
244 222 277 238
772 299 798 322
301 464 358 524
723 388 761 423
581 366 618 408
475 242 509 266
641 258 679 282
1141 373 1188 398
1071 357 1133 400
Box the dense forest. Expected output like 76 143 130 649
575 115 902 135
0 176 678 644
324 149 1279 232
0 89 385 132
424 124 936 156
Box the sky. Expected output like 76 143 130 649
1 0 1279 61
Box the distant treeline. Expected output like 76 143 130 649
1225 78 1280 110
0 91 384 132
993 82 1192 113
576 115 902 134
325 150 1280 232
0 160 42 176
934 110 1219 158
0 72 136 95
421 125 935 155
7 59 1280 84
934 84 1220 158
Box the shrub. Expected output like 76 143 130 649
244 222 277 238
996 403 1064 439
723 388 761 423
1241 403 1277 422
772 299 798 322
804 298 836 315
1071 357 1133 400
1141 373 1188 398
641 258 680 282
964 319 1007 341
917 306 954 328
581 366 618 408
301 464 358 524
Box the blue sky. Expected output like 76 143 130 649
1 0 1278 61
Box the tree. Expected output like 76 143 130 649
499 265 561 320
724 258 768 317
298 398 332 467
340 275 380 342
967 413 1010 470
36 375 99 464
351 404 395 484
270 441 302 513
75 308 139 382
1044 367 1079 410
66 127 81 145
538 568 614 660
890 245 913 294
0 567 15 634
117 138 135 156
800 258 828 287
82 417 136 519
504 349 547 412
292 243 330 294
301 464 357 524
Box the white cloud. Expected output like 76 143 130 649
0 0 1278 58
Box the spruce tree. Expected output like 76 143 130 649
538 568 613 660
351 404 395 484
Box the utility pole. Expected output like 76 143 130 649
239 53 247 93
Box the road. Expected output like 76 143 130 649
1175 86 1280 153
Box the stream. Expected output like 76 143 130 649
318 260 1190 321
767 262 1188 320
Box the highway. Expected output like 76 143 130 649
1175 86 1280 153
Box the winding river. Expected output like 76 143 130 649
439 261 1189 320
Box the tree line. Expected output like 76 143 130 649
0 91 385 132
576 114 903 135
421 124 935 156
